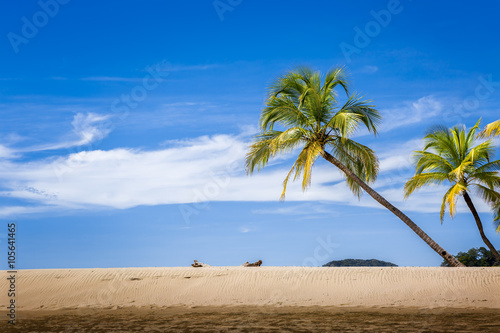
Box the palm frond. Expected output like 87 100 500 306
448 159 473 182
471 184 500 206
469 171 500 189
280 149 305 200
423 126 462 165
440 186 454 222
466 118 482 143
323 94 380 137
246 128 306 174
325 106 363 139
344 159 366 198
475 159 500 173
280 141 322 199
260 96 311 130
323 66 349 97
478 119 500 138
327 137 379 197
343 95 381 135
464 140 495 166
404 172 450 198
445 182 467 218
413 151 454 174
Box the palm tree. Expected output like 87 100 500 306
479 119 500 232
246 66 464 267
404 121 500 263
478 119 500 138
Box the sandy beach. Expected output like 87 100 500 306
3 266 500 310
2 267 500 331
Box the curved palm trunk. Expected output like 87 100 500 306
321 151 465 267
462 192 500 263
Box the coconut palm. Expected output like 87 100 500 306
478 119 500 233
478 119 500 138
246 66 464 267
404 121 500 263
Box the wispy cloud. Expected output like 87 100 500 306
376 138 422 171
17 112 112 153
0 205 59 217
80 76 145 82
351 95 445 138
79 63 220 83
239 226 252 233
380 96 444 132
357 65 379 74
157 63 220 72
71 113 112 145
67 62 218 82
252 203 338 216
0 145 16 159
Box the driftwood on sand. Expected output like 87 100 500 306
242 260 262 267
191 260 262 267
191 260 211 268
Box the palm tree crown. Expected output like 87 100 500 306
404 121 500 222
246 66 381 198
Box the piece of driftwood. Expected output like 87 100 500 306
242 260 262 267
191 260 210 268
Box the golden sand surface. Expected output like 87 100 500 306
2 267 499 310
2 267 500 331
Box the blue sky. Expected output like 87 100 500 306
1 0 499 268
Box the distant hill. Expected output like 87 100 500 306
323 259 398 267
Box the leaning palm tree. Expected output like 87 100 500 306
404 121 500 263
478 119 500 138
246 66 464 267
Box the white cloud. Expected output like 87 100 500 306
157 63 220 72
358 65 379 74
18 112 112 153
0 133 350 216
80 77 144 82
3 130 492 217
71 113 112 146
0 134 245 210
352 96 445 138
252 202 340 217
0 205 59 217
380 96 443 132
0 133 27 159
239 226 251 233
1 113 495 218
77 63 218 81
0 144 16 159
376 138 423 173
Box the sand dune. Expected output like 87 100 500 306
2 267 500 311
